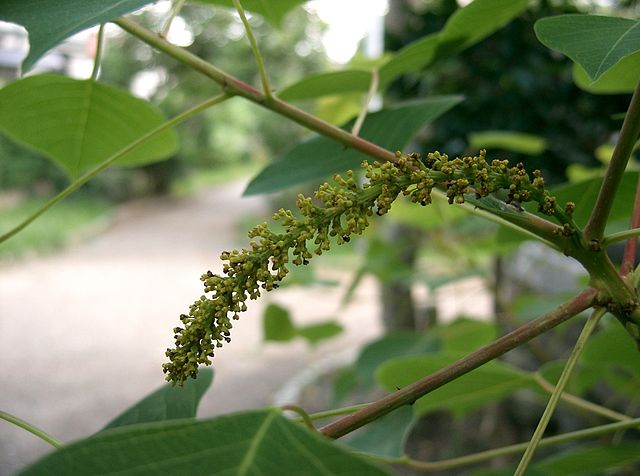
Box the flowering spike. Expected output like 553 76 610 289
164 151 565 385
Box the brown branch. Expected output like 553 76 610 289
621 178 640 276
320 288 597 439
114 17 398 165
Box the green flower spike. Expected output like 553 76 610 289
164 150 569 385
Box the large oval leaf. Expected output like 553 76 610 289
0 74 178 179
376 353 534 417
0 0 154 73
535 15 640 81
102 368 214 430
21 410 390 475
243 96 463 195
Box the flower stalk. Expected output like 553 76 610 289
165 151 579 385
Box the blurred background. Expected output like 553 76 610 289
1 0 640 474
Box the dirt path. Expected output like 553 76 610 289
0 180 492 474
0 181 387 475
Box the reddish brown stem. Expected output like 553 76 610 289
114 18 398 165
320 289 597 439
621 179 640 275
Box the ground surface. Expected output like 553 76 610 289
0 180 490 475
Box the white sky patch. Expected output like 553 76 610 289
165 15 194 47
306 0 388 63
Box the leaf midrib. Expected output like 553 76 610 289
594 21 640 79
237 411 276 476
71 79 95 177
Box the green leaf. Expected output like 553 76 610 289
581 322 640 398
380 0 527 84
263 303 296 342
285 0 528 98
512 293 582 321
279 70 373 101
387 194 466 231
315 93 365 126
194 0 308 27
361 237 416 284
102 368 214 430
434 0 528 59
536 361 599 397
548 171 639 228
535 443 640 476
21 409 391 475
298 321 343 345
468 131 547 156
376 353 534 417
244 96 463 195
356 332 440 387
573 51 640 94
332 366 359 405
0 74 178 179
535 14 640 81
430 318 498 354
277 264 339 288
379 34 439 85
0 0 154 73
345 406 415 458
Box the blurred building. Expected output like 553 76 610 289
0 20 95 82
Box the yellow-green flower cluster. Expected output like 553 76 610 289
164 150 566 385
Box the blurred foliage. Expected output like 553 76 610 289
101 4 328 176
0 194 111 260
0 3 328 199
0 136 68 192
384 0 635 183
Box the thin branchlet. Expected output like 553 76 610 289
164 150 569 385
